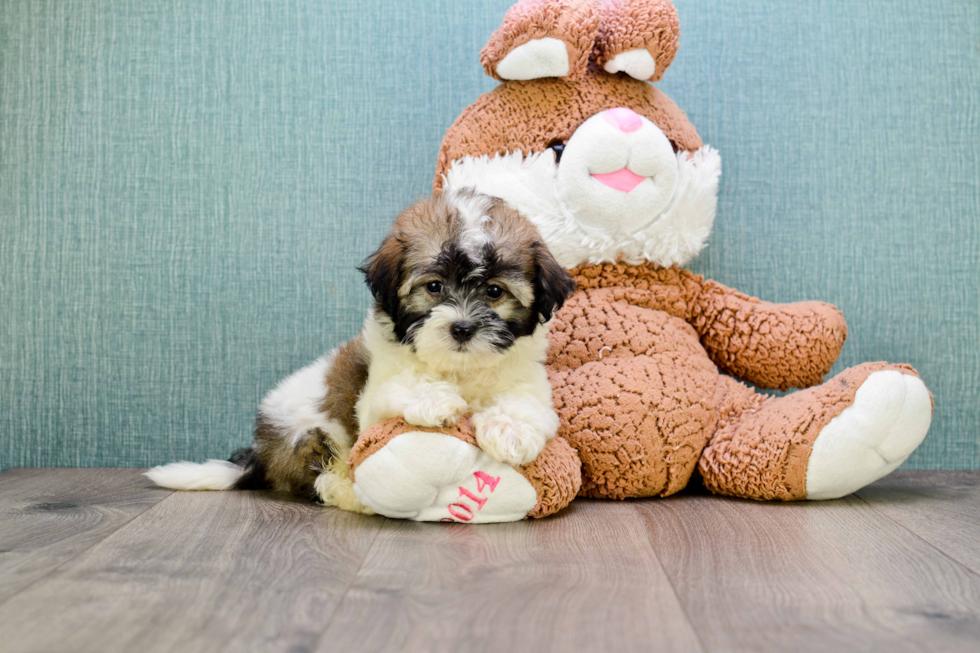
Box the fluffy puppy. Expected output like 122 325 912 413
146 189 576 513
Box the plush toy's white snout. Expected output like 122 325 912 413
557 108 679 234
443 105 720 269
603 107 644 133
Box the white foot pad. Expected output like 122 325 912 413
806 371 932 500
351 432 537 523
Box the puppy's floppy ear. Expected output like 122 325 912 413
358 234 404 319
531 242 576 323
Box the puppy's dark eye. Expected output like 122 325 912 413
547 141 566 164
426 280 444 295
486 284 504 299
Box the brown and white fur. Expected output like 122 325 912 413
146 189 575 513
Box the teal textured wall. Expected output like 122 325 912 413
1 1 978 470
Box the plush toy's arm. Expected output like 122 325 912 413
688 277 848 390
569 262 847 390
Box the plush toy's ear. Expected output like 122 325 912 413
532 242 576 323
481 0 600 82
593 0 680 82
358 234 404 320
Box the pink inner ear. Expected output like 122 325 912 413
591 168 647 193
604 107 643 133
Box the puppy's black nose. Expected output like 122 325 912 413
450 322 476 343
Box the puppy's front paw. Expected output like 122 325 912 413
402 389 468 428
473 409 547 466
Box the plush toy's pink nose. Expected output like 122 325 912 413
604 107 643 133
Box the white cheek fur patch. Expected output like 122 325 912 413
352 431 538 522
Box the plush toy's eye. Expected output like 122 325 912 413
486 284 504 299
426 280 444 295
547 141 566 164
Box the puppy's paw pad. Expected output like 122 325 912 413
403 392 468 428
474 413 543 466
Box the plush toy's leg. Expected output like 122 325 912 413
698 363 932 501
348 417 581 522
550 353 719 500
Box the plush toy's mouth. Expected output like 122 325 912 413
590 168 647 193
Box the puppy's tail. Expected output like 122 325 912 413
145 447 267 491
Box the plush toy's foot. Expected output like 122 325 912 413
805 369 932 500
699 362 932 501
348 417 581 523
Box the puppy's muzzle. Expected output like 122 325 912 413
450 321 476 344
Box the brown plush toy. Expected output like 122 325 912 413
347 0 933 522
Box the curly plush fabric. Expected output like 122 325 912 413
481 0 600 81
593 0 679 82
516 436 582 518
434 74 702 191
349 416 582 519
700 362 924 500
548 291 720 498
569 262 848 390
542 261 856 500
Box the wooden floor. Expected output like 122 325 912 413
1 470 979 652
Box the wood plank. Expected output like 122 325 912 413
635 490 980 653
0 488 384 653
0 468 172 603
316 500 704 653
856 471 980 575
